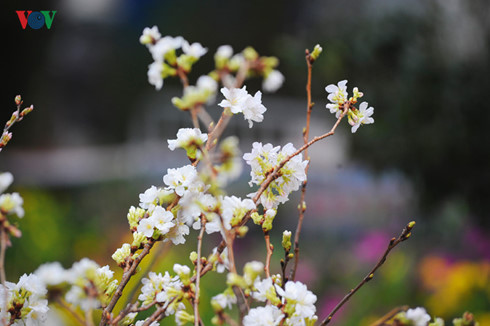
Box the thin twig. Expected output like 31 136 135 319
0 227 7 285
291 49 315 281
194 222 206 326
99 240 155 325
142 297 177 326
320 222 416 325
115 242 171 324
263 232 273 278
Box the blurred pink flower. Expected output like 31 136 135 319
355 231 389 263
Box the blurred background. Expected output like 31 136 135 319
1 0 489 324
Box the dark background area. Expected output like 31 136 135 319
1 0 489 324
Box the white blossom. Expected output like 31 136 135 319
173 264 191 276
147 61 163 90
0 192 24 217
149 206 174 234
139 185 159 209
275 281 317 320
212 291 236 310
165 215 190 245
137 217 156 238
221 196 256 231
218 87 249 114
139 26 161 46
163 165 199 197
243 142 308 209
406 307 431 326
0 273 49 326
0 172 13 194
34 262 68 287
215 136 243 186
150 36 183 62
349 101 374 133
242 91 267 128
196 75 218 93
182 41 208 58
252 277 275 302
243 305 284 326
325 80 348 118
167 128 208 151
262 70 285 93
215 45 233 59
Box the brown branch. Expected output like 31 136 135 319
263 231 273 278
0 226 7 285
194 222 206 326
142 298 177 326
99 239 155 325
291 48 315 281
114 242 171 324
320 222 416 325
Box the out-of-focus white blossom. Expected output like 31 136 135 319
182 41 208 59
34 262 68 287
215 45 233 60
139 26 161 46
262 70 285 93
147 61 163 90
406 307 431 326
0 192 24 217
64 259 118 312
0 172 13 194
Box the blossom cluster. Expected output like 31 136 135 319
34 259 118 312
325 80 374 133
244 142 308 210
0 273 48 325
3 26 480 326
0 172 24 239
211 261 317 326
218 86 267 128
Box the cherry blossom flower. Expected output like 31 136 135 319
218 86 249 114
182 41 208 58
243 305 284 326
167 128 208 151
139 26 161 46
349 101 374 133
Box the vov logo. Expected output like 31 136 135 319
16 11 57 30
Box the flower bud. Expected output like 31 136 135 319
310 44 323 61
251 212 263 226
236 226 248 238
131 232 147 249
189 251 198 263
243 47 258 61
20 105 34 117
282 230 292 252
15 95 22 106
